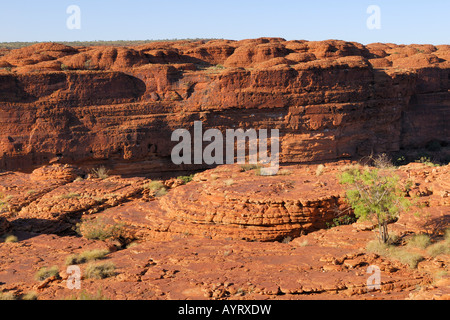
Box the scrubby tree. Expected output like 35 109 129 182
340 166 410 244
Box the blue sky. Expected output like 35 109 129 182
0 0 448 44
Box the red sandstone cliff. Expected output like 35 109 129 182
0 39 448 174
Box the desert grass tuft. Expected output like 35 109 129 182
76 218 124 241
427 242 450 257
0 292 17 300
21 292 38 300
145 181 167 197
35 266 59 281
366 240 424 269
4 235 18 243
407 234 431 249
316 164 325 176
65 249 109 265
68 289 109 300
84 262 116 279
91 166 109 179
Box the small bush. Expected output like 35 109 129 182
177 174 195 184
4 235 18 243
155 188 167 197
366 240 392 255
35 266 59 281
65 249 109 265
416 156 439 167
366 241 424 269
22 292 38 300
340 167 410 243
84 262 116 279
145 181 167 197
407 234 431 249
326 215 357 228
390 249 424 269
373 153 394 169
77 218 124 241
427 242 450 257
146 181 164 191
91 166 110 179
281 236 292 244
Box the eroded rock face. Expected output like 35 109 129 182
0 39 448 174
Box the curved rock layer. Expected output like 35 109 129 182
99 164 345 242
0 162 448 242
0 39 448 174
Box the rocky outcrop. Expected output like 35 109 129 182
0 39 449 174
99 164 346 242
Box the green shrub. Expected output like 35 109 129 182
340 167 410 243
84 262 116 279
35 266 59 281
326 215 357 228
177 174 195 184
